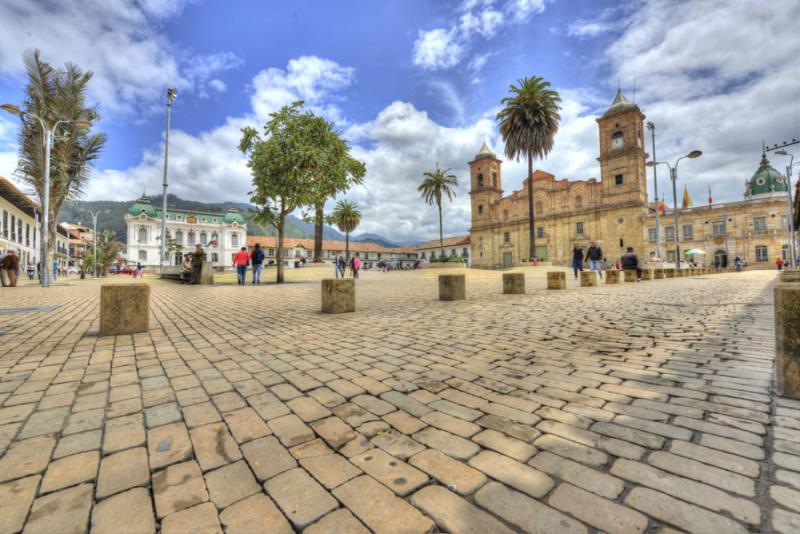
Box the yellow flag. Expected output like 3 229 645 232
682 185 693 209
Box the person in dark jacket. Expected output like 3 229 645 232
250 243 265 285
190 245 205 284
1 250 19 287
571 244 584 279
584 241 603 279
621 247 641 280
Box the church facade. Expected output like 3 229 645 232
470 90 792 269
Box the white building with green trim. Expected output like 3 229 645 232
124 194 247 268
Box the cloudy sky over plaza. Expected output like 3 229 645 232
0 0 798 241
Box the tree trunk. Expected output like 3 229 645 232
438 199 444 258
276 200 286 284
528 152 536 259
345 232 350 262
313 202 324 263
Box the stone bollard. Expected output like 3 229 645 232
624 269 637 282
605 270 619 284
580 271 597 287
322 279 355 314
641 269 652 281
654 268 664 279
547 271 566 290
665 268 676 278
775 283 800 399
781 269 800 283
439 274 466 301
100 284 150 336
503 273 525 294
200 261 214 285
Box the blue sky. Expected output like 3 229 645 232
0 0 798 241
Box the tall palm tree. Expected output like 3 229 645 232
418 164 458 258
330 200 361 261
497 76 561 259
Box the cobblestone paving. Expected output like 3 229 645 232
1 267 798 533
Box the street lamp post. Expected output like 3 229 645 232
160 88 177 273
83 209 100 277
1 103 90 287
647 150 703 269
646 122 661 258
774 150 797 268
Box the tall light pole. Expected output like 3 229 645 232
774 149 797 268
160 88 177 273
647 149 703 269
83 208 101 277
1 103 90 287
646 121 661 258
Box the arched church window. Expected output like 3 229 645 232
535 201 543 214
231 233 238 247
200 232 208 245
611 131 624 149
138 227 147 243
575 195 583 209
477 174 484 188
492 173 497 187
175 230 183 244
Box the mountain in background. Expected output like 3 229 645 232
59 194 422 247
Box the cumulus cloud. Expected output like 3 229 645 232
412 0 548 73
0 0 240 117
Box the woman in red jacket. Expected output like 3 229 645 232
233 247 250 285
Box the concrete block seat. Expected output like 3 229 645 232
439 274 466 301
100 284 150 336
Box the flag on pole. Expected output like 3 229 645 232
658 199 668 215
682 185 693 209
708 185 712 206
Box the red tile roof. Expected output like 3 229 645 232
246 236 417 254
416 235 470 251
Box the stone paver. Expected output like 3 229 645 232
0 269 792 533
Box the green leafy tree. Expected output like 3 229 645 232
83 230 122 276
13 50 106 259
329 200 361 261
239 102 328 283
418 163 458 258
305 123 366 263
496 76 561 259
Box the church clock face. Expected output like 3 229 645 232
611 135 624 149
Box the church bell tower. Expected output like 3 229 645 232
469 141 503 228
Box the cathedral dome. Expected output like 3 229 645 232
128 194 157 217
224 207 245 224
474 141 496 160
601 89 639 118
745 151 788 198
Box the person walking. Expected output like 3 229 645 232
571 244 584 280
336 254 346 278
250 243 265 285
52 258 58 282
233 247 249 285
26 262 35 280
181 254 192 284
350 254 361 279
584 241 603 280
191 244 205 284
621 247 642 280
776 257 785 271
734 255 743 272
1 250 20 287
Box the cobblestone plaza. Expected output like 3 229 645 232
1 267 798 533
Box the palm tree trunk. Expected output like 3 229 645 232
313 202 324 263
345 232 350 262
438 200 444 258
528 152 535 260
276 201 286 284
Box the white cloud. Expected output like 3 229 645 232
567 21 614 38
208 79 227 93
0 0 240 117
412 28 465 71
506 0 546 22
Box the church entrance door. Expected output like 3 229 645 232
503 252 513 268
714 249 727 268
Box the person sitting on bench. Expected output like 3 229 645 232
621 247 642 281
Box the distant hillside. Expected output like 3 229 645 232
59 194 419 246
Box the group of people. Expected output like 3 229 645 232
336 254 361 279
230 243 266 285
571 242 643 280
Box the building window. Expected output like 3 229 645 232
211 253 219 263
535 200 543 214
25 224 30 246
477 174 484 188
1 210 7 238
450 249 457 257
753 217 767 231
188 230 195 245
682 224 693 240
755 246 768 261
576 222 584 235
712 221 726 236
619 239 624 248
431 251 436 260
666 250 676 262
17 220 22 243
575 195 582 209
138 227 147 243
175 230 183 244
478 205 483 214
615 174 624 186
537 227 544 239
648 228 657 242
200 232 207 245
138 250 147 261
268 249 274 256
231 233 238 247
503 209 509 221
462 247 468 257
503 232 510 243
492 173 497 187
665 226 675 242
10 215 16 241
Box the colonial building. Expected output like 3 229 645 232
0 176 40 269
124 194 247 268
470 90 793 269
246 236 418 269
416 235 471 266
